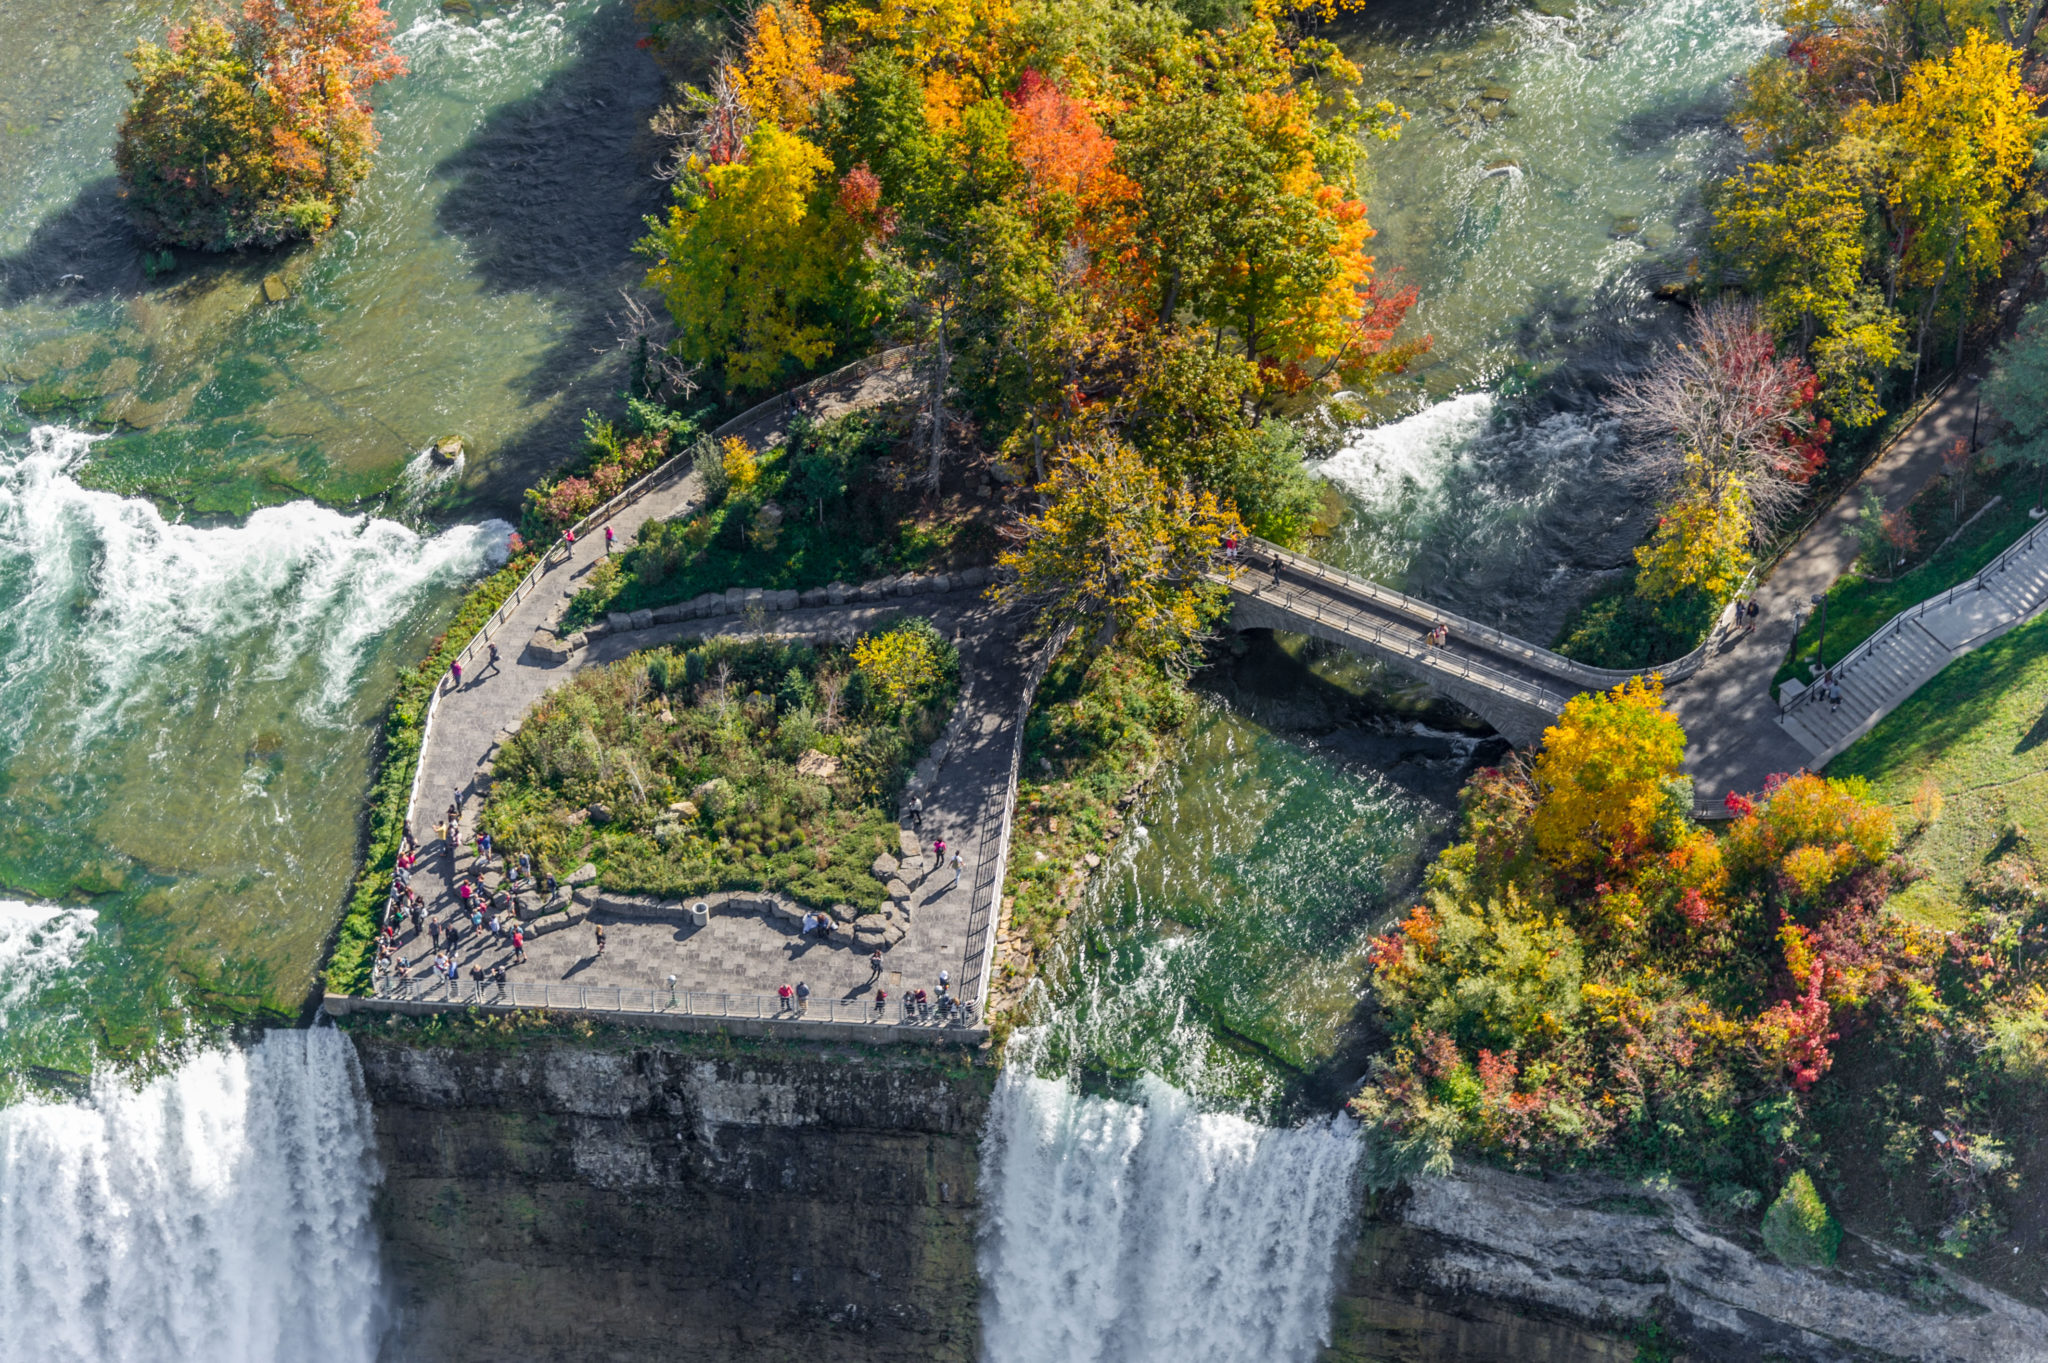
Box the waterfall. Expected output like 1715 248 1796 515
0 1029 384 1363
979 1065 1363 1363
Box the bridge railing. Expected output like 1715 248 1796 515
1224 570 1575 712
1780 504 2048 721
1244 538 1730 689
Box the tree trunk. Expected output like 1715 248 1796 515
925 292 951 494
1159 264 1182 328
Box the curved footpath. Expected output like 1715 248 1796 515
1671 377 1986 810
353 355 1052 1029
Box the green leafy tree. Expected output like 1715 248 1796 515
1760 1170 1843 1267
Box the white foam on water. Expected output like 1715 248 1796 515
980 1057 1363 1363
0 1028 383 1363
0 900 96 1022
1312 392 1496 512
0 425 511 745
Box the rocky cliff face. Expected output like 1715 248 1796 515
349 1026 991 1363
1325 1165 2048 1363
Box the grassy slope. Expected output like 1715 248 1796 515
1777 466 2040 691
1830 609 2048 912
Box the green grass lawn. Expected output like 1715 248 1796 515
1777 466 2041 690
1830 609 2048 911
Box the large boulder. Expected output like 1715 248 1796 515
629 609 654 631
871 852 900 880
528 630 572 664
608 612 633 633
565 862 598 886
828 902 860 924
885 878 913 902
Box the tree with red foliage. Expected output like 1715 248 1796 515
115 0 404 249
1612 299 1830 542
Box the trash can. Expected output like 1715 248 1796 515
688 901 709 928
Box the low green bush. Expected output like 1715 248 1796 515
484 622 957 909
562 411 995 628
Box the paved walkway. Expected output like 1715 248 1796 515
1670 376 1984 810
386 592 1030 1018
374 354 1045 1017
1777 515 2048 762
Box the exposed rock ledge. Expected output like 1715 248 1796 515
1330 1164 2048 1363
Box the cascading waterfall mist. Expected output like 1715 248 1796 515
979 1054 1363 1363
0 1028 384 1363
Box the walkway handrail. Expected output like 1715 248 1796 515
363 972 981 1029
1781 506 2048 721
1221 569 1576 712
401 346 918 831
1244 538 1725 690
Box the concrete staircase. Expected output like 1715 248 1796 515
1780 515 2048 765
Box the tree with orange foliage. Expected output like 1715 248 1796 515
116 0 404 249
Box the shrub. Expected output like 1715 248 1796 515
1760 1170 1842 1267
852 618 957 711
115 0 404 250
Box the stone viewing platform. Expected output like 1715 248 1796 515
367 587 1038 1038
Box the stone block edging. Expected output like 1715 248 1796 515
574 565 993 645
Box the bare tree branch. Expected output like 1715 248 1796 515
1609 299 1825 542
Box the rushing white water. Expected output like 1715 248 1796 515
0 1029 383 1363
0 425 512 746
0 899 96 1025
980 1063 1364 1363
1314 390 1497 510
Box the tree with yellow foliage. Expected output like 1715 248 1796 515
641 124 884 391
730 0 847 132
1529 676 1690 870
995 436 1243 659
851 618 958 710
1633 479 1751 603
1870 29 2043 384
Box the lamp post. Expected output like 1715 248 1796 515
1811 592 1828 676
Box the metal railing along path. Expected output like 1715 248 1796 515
1780 505 2048 724
400 347 918 831
959 623 1076 1013
366 973 981 1028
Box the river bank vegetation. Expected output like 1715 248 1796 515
1353 677 2048 1269
115 0 405 250
1561 10 2045 668
483 622 956 909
